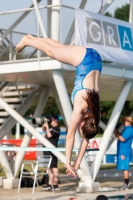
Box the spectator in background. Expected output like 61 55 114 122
114 116 133 190
42 114 60 191
96 195 108 200
125 194 129 200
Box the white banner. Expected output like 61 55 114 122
87 138 133 164
75 9 133 66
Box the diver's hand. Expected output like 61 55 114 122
65 163 77 178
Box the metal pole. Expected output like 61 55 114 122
51 0 61 40
15 122 20 139
52 84 67 127
0 97 66 164
9 32 13 60
0 150 14 179
100 0 116 14
64 0 87 45
52 70 72 126
99 120 106 131
91 81 132 181
47 0 52 38
129 0 133 23
14 86 51 177
32 0 47 38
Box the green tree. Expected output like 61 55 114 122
0 44 28 61
43 97 60 116
100 100 133 133
25 96 60 118
0 44 37 61
114 3 129 22
101 101 115 125
0 44 11 61
104 12 112 17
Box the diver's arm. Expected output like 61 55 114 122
74 138 89 171
66 138 89 176
66 108 82 176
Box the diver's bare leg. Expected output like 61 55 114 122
16 35 86 67
27 34 63 47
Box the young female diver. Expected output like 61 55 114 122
16 35 102 177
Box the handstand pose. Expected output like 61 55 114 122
16 35 102 177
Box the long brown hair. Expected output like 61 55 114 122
82 89 100 139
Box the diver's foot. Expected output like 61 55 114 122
27 34 34 39
16 36 27 53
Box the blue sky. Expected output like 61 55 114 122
0 0 130 15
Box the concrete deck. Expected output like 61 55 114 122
0 169 133 200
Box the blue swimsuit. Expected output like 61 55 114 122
71 48 102 104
